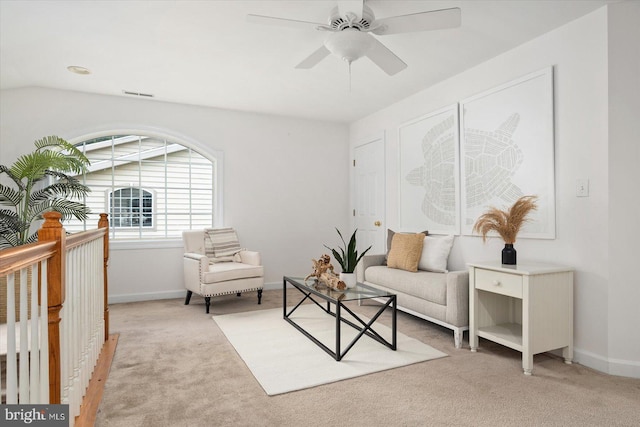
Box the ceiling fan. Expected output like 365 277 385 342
247 1 461 76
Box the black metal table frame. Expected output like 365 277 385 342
283 276 397 361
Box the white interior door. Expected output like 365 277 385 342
354 137 385 255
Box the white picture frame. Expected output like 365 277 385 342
459 67 555 239
398 104 460 234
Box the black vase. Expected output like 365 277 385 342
502 243 517 265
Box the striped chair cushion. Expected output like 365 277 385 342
204 228 242 260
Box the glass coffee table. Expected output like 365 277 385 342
283 276 397 361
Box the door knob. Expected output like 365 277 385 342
374 221 381 227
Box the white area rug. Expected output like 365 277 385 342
212 304 447 395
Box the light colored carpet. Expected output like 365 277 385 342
95 291 640 426
212 304 446 395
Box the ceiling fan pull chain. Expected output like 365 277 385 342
348 61 352 93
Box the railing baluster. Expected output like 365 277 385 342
30 265 41 403
65 247 73 414
84 240 91 425
40 261 50 403
6 273 17 403
87 242 94 390
60 282 69 405
99 213 109 341
19 267 29 402
73 245 81 418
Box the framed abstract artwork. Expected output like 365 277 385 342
398 104 460 234
459 67 555 239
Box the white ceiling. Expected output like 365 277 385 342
0 0 615 123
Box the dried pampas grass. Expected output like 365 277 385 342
473 195 538 244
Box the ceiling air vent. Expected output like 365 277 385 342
122 90 154 98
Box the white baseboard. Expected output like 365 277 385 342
573 348 610 374
607 357 640 378
108 290 186 304
573 348 640 379
264 281 284 291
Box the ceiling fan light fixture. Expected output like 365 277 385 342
324 28 372 63
249 4 461 75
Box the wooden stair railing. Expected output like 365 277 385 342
1 212 111 418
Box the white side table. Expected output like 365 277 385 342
468 261 574 375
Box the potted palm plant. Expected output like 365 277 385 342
324 228 372 288
0 135 91 322
0 135 91 248
472 195 538 265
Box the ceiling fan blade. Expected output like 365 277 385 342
372 7 461 35
295 45 331 69
365 37 407 76
247 14 325 31
338 0 364 21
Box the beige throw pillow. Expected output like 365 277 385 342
384 229 428 264
387 233 426 272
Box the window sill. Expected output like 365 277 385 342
110 239 183 250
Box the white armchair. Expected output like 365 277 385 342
182 229 264 313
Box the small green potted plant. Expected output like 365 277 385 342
324 228 372 288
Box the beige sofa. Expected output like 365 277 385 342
357 254 469 348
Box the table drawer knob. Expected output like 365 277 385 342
493 280 501 286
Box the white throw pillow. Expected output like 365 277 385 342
418 235 454 273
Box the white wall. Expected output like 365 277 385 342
0 87 350 302
607 1 640 377
350 6 638 377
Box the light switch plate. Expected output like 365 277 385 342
576 179 589 197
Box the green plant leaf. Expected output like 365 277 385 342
48 200 91 221
0 234 19 249
0 165 26 192
0 136 92 246
324 228 373 273
30 182 90 202
0 183 23 207
356 245 372 265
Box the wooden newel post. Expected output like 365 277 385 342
98 213 110 342
38 211 66 404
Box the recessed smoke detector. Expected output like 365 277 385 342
122 90 154 98
67 65 91 75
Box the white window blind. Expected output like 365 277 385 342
64 135 216 240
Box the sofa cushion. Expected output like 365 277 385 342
203 262 264 284
418 235 454 273
364 266 446 306
387 233 425 272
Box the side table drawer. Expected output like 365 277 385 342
475 269 523 298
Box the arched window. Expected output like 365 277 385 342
110 187 154 228
64 134 219 240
